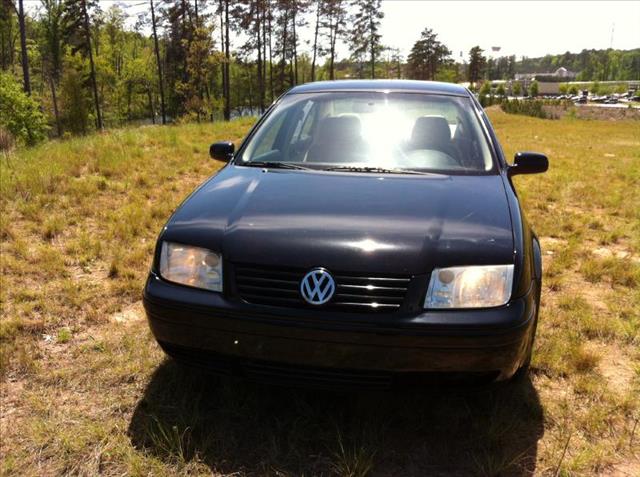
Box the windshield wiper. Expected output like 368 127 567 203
241 161 313 170
323 166 440 176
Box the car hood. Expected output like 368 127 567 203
162 166 514 275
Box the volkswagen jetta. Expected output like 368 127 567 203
143 80 548 387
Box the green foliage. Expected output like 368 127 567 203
467 46 486 83
512 81 522 96
529 80 539 97
511 48 640 81
407 28 451 81
0 72 49 147
559 83 569 94
568 84 579 95
349 0 385 78
478 81 493 107
501 99 556 119
59 55 91 135
496 84 506 97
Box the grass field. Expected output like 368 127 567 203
1 109 639 476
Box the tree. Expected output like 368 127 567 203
218 0 231 120
467 46 486 84
81 0 102 129
320 0 347 80
39 0 65 136
150 0 166 124
310 0 320 81
59 54 90 134
63 0 103 129
406 28 451 80
0 1 17 70
496 83 505 98
349 0 384 79
17 0 30 94
529 80 538 97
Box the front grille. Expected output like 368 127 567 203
234 264 411 313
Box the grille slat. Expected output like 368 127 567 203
235 264 410 313
238 285 299 295
337 284 406 294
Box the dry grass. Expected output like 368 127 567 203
1 110 639 476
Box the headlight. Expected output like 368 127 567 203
424 265 514 309
159 242 223 292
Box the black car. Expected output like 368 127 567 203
143 80 548 387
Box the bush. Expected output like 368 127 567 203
568 85 579 95
500 99 557 119
529 80 539 97
0 72 49 147
512 82 522 96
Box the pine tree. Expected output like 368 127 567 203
406 28 451 80
468 46 486 84
320 0 347 80
349 0 384 79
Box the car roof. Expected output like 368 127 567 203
287 80 469 97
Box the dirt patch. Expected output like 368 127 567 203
603 459 640 477
540 237 568 255
592 246 640 263
110 301 144 324
592 342 636 392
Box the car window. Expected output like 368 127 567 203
240 92 495 173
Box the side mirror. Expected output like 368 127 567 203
509 152 548 176
209 141 234 162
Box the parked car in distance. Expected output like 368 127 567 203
143 80 549 388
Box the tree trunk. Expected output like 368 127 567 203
262 3 267 102
279 8 288 92
147 85 155 124
150 0 166 124
311 2 320 81
329 19 336 80
224 0 230 120
291 9 298 85
82 0 102 130
267 4 274 100
17 0 30 95
50 77 62 136
369 15 375 79
219 0 225 106
256 0 264 112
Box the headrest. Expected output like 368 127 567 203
316 115 362 143
410 116 452 149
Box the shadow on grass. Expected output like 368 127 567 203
129 360 543 476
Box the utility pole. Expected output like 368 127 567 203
150 0 166 124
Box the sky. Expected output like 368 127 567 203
374 1 640 60
23 0 640 61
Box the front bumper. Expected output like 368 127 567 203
143 273 537 386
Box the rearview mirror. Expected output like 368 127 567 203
509 152 548 176
209 141 234 162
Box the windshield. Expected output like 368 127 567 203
238 91 495 174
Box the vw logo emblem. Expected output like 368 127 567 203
300 268 335 305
